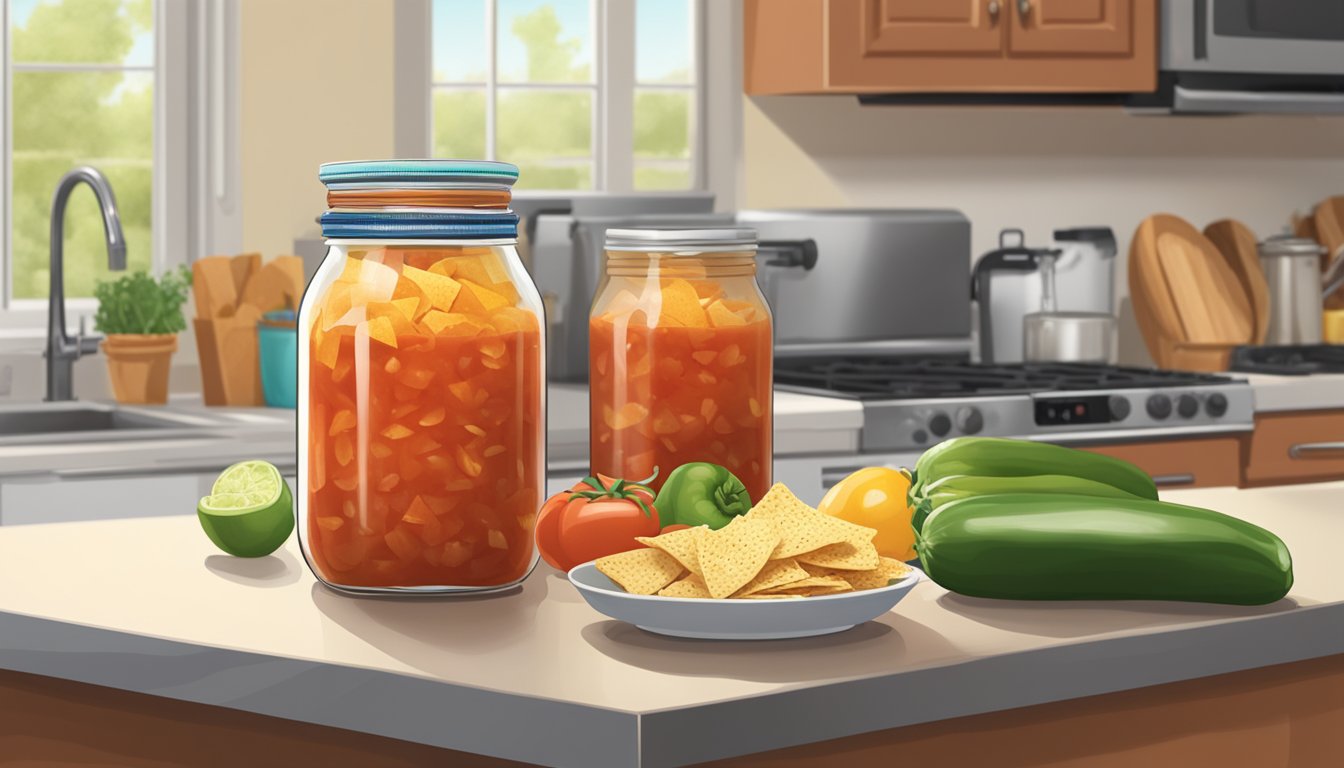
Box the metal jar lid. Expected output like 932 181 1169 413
604 227 758 253
1258 234 1326 258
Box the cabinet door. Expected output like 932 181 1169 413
1242 410 1344 487
863 0 1003 55
1079 436 1243 490
1009 0 1133 55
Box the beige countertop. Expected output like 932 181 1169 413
1243 372 1344 413
0 482 1341 766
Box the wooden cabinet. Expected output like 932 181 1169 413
864 1 1002 55
1079 436 1244 490
1009 0 1134 54
1242 410 1344 487
744 0 1157 95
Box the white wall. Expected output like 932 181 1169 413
742 96 1344 363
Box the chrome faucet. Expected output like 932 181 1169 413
45 167 127 402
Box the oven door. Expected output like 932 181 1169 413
1164 0 1344 76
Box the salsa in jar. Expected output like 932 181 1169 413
299 160 544 594
589 228 772 502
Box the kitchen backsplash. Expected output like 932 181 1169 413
742 97 1344 364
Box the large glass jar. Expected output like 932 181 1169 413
589 228 773 502
298 161 544 594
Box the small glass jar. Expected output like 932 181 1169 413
298 161 545 595
589 228 773 502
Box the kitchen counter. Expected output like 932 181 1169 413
1243 372 1344 412
0 482 1341 766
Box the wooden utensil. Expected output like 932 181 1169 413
1204 219 1270 344
1129 214 1254 372
1313 196 1344 271
192 257 238 319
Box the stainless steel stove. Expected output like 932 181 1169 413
774 356 1256 453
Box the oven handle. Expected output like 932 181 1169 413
1289 442 1344 460
1152 473 1196 488
1173 86 1344 115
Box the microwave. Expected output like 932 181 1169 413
1147 0 1344 114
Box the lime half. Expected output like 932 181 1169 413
198 460 295 558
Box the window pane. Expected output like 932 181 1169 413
11 71 154 299
433 88 488 158
636 0 692 84
432 0 488 82
497 89 593 190
634 163 692 191
497 0 592 83
634 89 691 160
11 0 154 67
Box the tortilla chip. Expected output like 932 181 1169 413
747 484 855 559
636 526 705 578
796 536 880 572
402 266 462 312
596 548 685 595
659 279 709 327
698 517 781 599
759 575 854 596
818 557 915 591
732 558 810 597
738 594 805 600
658 573 711 599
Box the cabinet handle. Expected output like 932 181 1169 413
1018 0 1031 17
1152 473 1196 487
987 0 1000 22
1289 442 1344 459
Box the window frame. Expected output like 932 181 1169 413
424 0 707 194
0 0 195 334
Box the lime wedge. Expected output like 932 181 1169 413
198 460 295 557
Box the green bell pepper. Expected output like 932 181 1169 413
655 463 752 530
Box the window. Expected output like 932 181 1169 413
4 0 155 302
430 0 700 192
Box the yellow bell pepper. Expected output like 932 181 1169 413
817 467 917 561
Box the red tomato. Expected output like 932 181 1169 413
533 477 662 572
558 498 661 567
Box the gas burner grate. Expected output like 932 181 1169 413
1229 344 1344 376
774 356 1238 400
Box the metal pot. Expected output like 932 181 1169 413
1259 235 1327 345
1023 311 1117 364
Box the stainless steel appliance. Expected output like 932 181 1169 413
1150 0 1344 115
972 227 1115 363
738 209 971 357
537 208 974 380
1259 234 1326 345
775 357 1254 454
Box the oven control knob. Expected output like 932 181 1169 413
1146 394 1172 420
928 412 952 437
1206 392 1229 417
955 406 984 434
1107 396 1131 421
1177 394 1199 419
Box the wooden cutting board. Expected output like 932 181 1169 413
1204 219 1270 344
1313 196 1344 270
1129 214 1254 370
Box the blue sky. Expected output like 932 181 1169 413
433 0 690 83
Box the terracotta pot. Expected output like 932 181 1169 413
101 334 178 405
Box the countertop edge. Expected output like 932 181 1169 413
638 601 1344 767
0 610 638 768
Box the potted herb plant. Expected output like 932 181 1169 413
93 267 192 404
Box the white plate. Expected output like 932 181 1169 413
568 563 923 640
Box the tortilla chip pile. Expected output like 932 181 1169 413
595 483 914 599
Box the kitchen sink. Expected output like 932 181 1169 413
0 403 220 446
